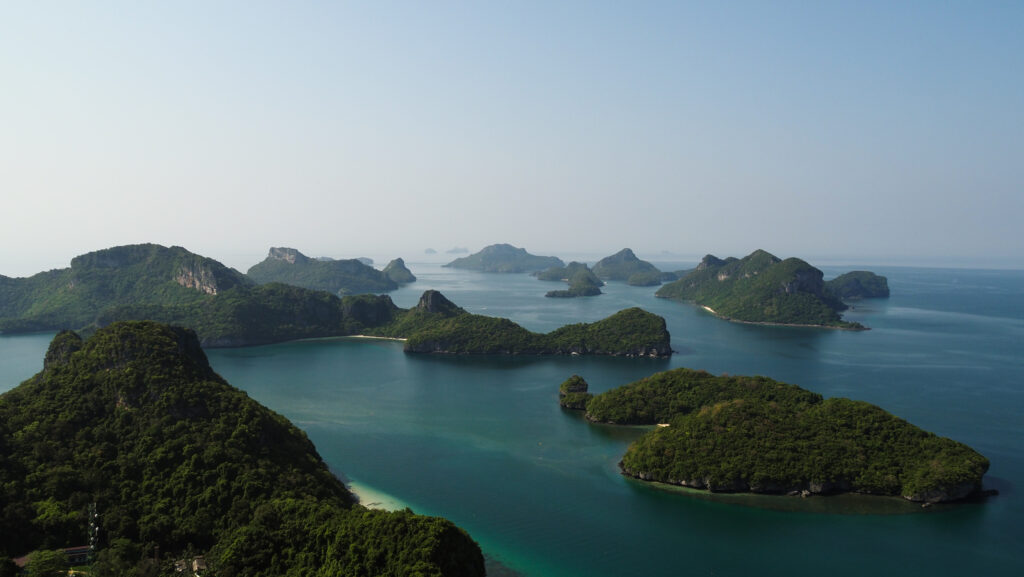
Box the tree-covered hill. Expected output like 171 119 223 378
0 244 250 333
246 247 399 295
0 322 484 576
572 368 989 502
535 262 603 298
592 248 663 285
443 244 564 273
826 271 890 299
370 291 672 357
655 250 862 328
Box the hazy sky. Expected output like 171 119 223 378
2 1 1022 276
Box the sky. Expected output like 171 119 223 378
2 1 1022 277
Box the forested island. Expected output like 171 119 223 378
0 322 484 576
561 369 989 503
369 291 670 356
247 247 414 295
534 262 603 298
0 244 670 355
825 271 890 300
593 248 664 286
443 244 564 273
655 250 864 328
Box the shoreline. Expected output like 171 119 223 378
346 334 408 342
346 480 410 511
687 300 867 330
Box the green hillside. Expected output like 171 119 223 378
0 322 484 576
655 250 861 328
592 248 662 284
576 368 988 502
247 248 398 295
443 244 564 273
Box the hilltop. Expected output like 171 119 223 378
593 248 664 286
443 244 564 273
247 247 401 295
0 322 484 576
655 250 862 328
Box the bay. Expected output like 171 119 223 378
2 263 1022 576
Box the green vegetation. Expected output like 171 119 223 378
535 262 603 298
626 271 663 287
0 244 249 333
655 250 863 328
443 244 564 273
558 375 592 409
592 249 662 282
1 245 671 356
826 271 890 300
0 322 484 576
372 292 671 357
382 258 417 284
575 368 988 502
247 248 398 295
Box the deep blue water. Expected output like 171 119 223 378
2 264 1022 576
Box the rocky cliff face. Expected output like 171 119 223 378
267 247 310 264
175 262 223 295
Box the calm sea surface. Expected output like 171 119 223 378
2 263 1022 576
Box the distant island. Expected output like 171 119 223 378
247 247 411 295
535 262 603 298
593 248 665 286
561 368 989 503
0 321 484 576
655 250 864 329
0 244 669 355
826 271 890 300
382 257 417 284
368 291 671 357
444 243 564 273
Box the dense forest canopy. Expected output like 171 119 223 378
0 322 484 576
655 250 862 328
575 368 988 502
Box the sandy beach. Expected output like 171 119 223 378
347 480 410 511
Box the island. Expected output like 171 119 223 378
367 291 671 357
443 243 564 273
655 250 864 329
0 322 484 576
0 244 671 355
534 262 603 298
247 247 401 295
592 248 665 286
562 368 989 503
382 257 417 284
826 271 890 299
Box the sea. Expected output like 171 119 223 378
2 261 1022 576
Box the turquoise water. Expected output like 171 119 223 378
2 264 1022 576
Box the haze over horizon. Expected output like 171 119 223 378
3 2 1022 278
